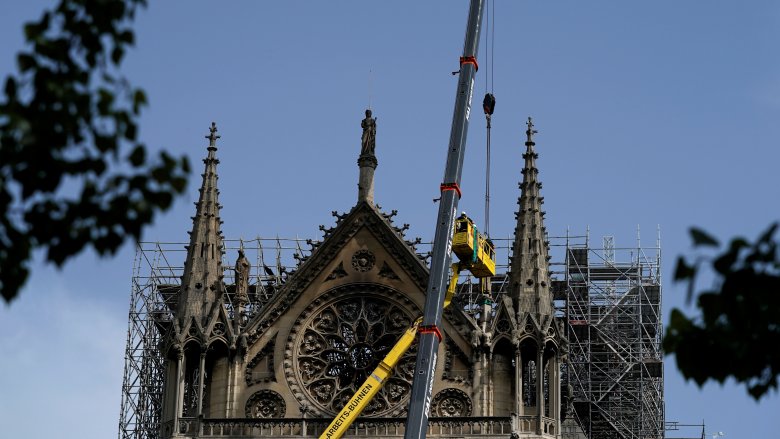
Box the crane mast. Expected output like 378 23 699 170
404 1 485 438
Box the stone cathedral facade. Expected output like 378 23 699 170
157 114 568 439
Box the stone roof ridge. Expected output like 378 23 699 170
244 201 432 343
307 201 426 263
372 202 427 259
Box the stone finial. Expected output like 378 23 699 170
525 117 538 145
206 122 220 148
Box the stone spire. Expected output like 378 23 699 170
177 122 226 326
357 109 378 205
508 117 553 320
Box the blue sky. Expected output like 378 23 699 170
1 1 779 438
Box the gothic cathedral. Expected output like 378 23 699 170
157 114 567 439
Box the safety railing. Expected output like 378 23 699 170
168 416 514 438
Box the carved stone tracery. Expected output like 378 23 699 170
325 261 348 281
378 261 400 280
351 250 375 272
431 388 473 417
212 322 226 337
245 390 286 418
496 317 512 335
286 285 417 417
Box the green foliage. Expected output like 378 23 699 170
0 0 190 303
664 223 780 400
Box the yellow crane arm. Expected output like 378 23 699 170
319 263 462 439
444 262 461 309
320 317 421 439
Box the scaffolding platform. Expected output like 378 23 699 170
554 231 664 439
119 237 311 439
119 230 663 439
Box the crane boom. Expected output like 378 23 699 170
403 1 485 438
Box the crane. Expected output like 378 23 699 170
318 2 487 438
403 0 486 437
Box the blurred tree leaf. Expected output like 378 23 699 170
690 227 719 247
664 223 780 400
0 0 190 303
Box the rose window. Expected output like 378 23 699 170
245 390 286 418
289 289 417 417
431 388 472 417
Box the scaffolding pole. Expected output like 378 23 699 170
555 230 664 439
118 238 311 439
118 230 663 439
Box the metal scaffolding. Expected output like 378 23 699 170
431 229 665 439
118 238 310 439
553 229 664 439
118 230 663 439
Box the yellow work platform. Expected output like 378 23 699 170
452 214 496 278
